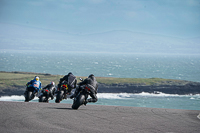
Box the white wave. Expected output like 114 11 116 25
135 92 180 97
0 93 199 101
97 92 200 99
0 95 38 101
97 93 132 99
133 92 200 97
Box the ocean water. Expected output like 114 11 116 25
1 50 200 82
0 50 200 110
0 93 199 110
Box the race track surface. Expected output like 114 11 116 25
0 101 199 133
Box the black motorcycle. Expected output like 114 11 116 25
72 78 90 109
24 85 36 102
55 81 70 103
39 89 51 103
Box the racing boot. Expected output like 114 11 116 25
48 92 54 100
63 92 67 99
24 91 27 97
83 99 88 106
31 93 35 99
70 94 76 99
31 90 37 99
51 96 54 100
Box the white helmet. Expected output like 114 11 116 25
50 81 55 86
35 76 39 81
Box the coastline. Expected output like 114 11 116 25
0 71 200 96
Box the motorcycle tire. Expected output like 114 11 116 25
55 91 64 103
72 94 85 109
25 91 32 102
39 96 47 102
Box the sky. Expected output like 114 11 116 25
0 0 200 38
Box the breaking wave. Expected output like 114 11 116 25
97 92 200 99
0 95 38 101
0 92 199 101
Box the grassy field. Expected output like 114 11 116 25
0 71 190 91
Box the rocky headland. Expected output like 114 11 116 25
0 71 200 96
1 82 200 97
98 82 200 95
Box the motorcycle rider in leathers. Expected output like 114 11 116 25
25 76 42 99
70 74 98 105
57 72 77 98
40 81 56 100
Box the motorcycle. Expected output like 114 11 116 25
24 85 37 102
39 89 51 103
55 81 70 103
72 78 90 109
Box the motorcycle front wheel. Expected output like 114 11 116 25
55 91 64 103
72 94 85 109
39 96 47 102
25 91 32 102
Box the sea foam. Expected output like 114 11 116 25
0 93 199 101
96 92 197 99
0 95 38 101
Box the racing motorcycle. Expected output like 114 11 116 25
38 89 51 103
55 81 70 103
72 78 90 109
24 85 37 102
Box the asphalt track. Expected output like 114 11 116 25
0 101 199 133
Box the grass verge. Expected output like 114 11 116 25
0 71 190 91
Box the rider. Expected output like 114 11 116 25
70 74 98 105
26 76 42 98
40 81 56 100
57 72 77 98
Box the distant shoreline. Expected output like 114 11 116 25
0 71 200 96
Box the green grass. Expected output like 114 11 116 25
0 71 189 91
0 72 61 89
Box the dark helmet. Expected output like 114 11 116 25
68 72 72 75
88 74 94 78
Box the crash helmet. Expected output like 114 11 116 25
68 72 72 75
50 81 55 86
35 76 39 81
88 74 94 78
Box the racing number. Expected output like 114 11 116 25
34 84 39 88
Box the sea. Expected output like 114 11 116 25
0 50 200 110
